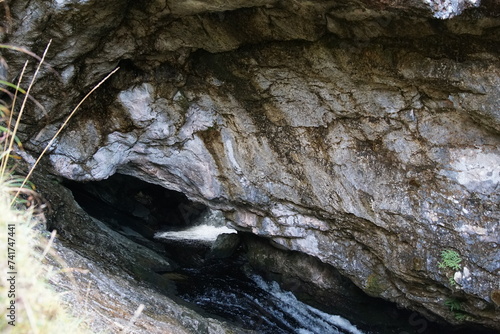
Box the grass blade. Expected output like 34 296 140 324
11 66 120 204
0 43 60 77
1 60 28 178
0 79 27 93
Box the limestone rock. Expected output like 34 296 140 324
2 0 499 330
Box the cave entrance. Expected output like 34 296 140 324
60 174 495 334
64 173 209 240
63 173 238 267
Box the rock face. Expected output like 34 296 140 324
2 0 499 330
34 207 254 334
208 233 241 259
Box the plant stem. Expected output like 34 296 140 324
11 67 120 204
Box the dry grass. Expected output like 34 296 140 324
0 188 92 334
0 40 94 334
0 38 117 333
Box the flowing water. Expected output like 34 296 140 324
155 225 237 242
65 177 496 334
155 219 365 334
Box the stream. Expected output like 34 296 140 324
154 222 364 334
64 175 496 334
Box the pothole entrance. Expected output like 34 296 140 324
64 173 232 239
61 173 494 334
63 173 238 267
62 174 371 333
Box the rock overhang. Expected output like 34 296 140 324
2 0 500 330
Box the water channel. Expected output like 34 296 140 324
64 174 496 334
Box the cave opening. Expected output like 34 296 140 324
63 173 210 240
60 173 497 334
63 173 240 268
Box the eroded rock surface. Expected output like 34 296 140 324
37 220 255 334
2 0 499 330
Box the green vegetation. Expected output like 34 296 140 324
438 249 462 287
438 249 462 271
454 313 468 321
366 273 385 296
0 44 92 333
444 298 462 312
0 187 91 333
444 298 469 322
437 250 470 321
448 276 457 287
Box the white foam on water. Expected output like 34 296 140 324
154 225 237 242
251 275 365 334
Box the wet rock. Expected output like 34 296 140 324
2 0 500 330
242 234 466 333
208 233 241 259
31 167 256 333
32 169 177 279
41 221 256 334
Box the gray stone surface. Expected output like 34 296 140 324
208 233 241 259
38 220 255 334
2 0 499 329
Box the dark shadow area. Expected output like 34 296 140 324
62 174 497 334
63 173 207 239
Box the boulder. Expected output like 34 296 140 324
208 233 241 259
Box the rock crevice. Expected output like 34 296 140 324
2 0 499 330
